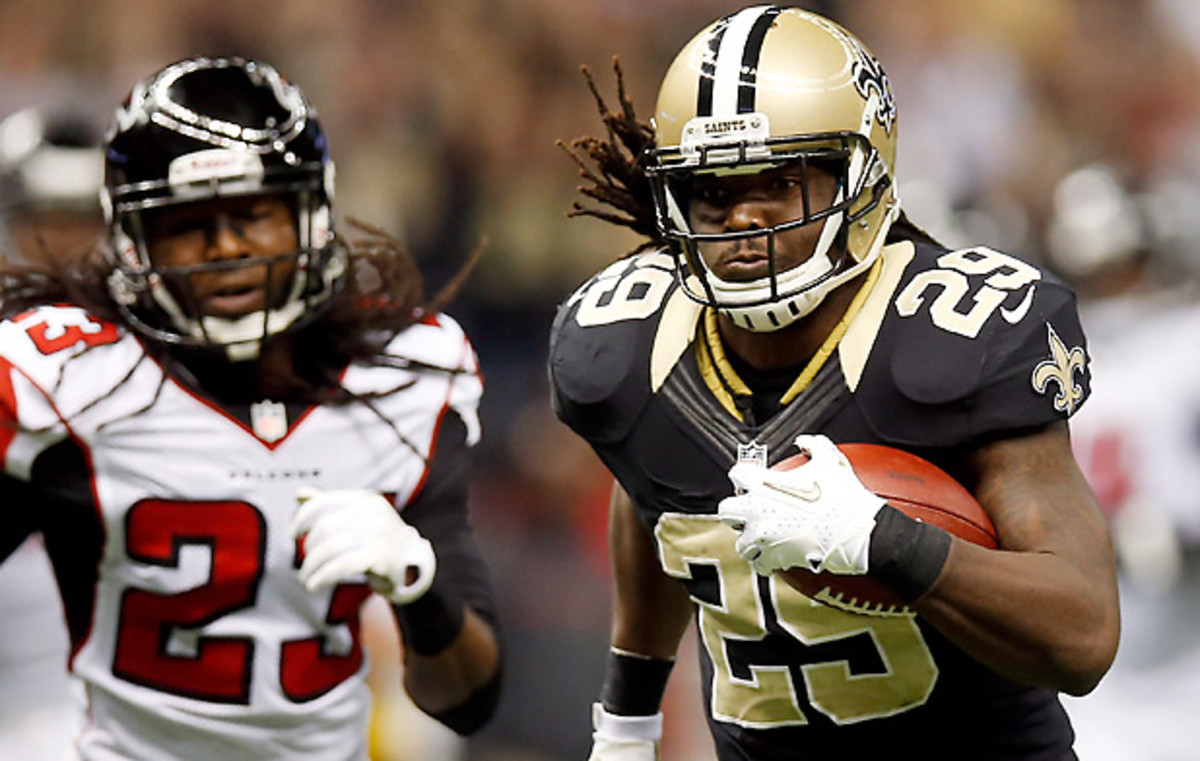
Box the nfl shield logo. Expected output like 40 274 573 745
734 440 768 496
250 400 288 443
737 440 767 468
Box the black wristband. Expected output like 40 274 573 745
393 576 466 656
601 649 675 716
868 505 952 603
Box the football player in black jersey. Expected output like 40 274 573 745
551 7 1118 760
0 57 501 759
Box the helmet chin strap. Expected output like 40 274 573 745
143 262 308 361
201 301 307 361
717 196 897 333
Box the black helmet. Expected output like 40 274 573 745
103 56 345 359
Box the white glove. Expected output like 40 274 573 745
292 487 436 604
587 703 661 761
718 434 886 576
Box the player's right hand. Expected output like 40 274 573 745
719 434 885 576
587 704 661 761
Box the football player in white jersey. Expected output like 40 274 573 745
553 6 1118 760
0 102 105 761
0 57 502 760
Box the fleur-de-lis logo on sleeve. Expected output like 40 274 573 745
1031 325 1087 415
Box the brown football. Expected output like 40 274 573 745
775 443 999 616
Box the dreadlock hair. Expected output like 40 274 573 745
558 59 947 263
0 243 119 322
557 57 663 257
320 217 482 365
0 221 482 407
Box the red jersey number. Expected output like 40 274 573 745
23 312 121 355
113 499 368 704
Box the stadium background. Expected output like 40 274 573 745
3 1 1199 759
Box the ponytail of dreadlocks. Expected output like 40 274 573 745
556 57 664 257
557 59 947 262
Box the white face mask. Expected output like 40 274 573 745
683 195 895 333
695 213 843 332
677 181 850 332
654 136 898 331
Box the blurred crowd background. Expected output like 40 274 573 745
4 1 1200 759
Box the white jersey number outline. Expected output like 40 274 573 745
571 253 676 327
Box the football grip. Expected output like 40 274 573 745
776 443 998 615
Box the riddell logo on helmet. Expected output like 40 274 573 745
117 236 140 268
168 149 265 189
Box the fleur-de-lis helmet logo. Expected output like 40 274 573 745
1031 325 1087 415
849 43 897 135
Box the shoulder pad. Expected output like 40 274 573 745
350 313 482 445
0 305 130 384
549 252 684 444
0 306 145 474
857 244 1091 445
383 312 478 374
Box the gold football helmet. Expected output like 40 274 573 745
647 5 900 331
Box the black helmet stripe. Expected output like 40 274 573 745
696 15 729 118
696 5 783 117
737 7 783 112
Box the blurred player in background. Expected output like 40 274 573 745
1045 163 1200 760
0 56 502 759
0 104 106 266
1042 162 1191 591
0 103 105 761
552 6 1118 759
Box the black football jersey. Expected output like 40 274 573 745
549 242 1091 760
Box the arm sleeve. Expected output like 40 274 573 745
400 407 498 629
0 471 40 562
395 407 504 734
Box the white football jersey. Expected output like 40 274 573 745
0 305 483 761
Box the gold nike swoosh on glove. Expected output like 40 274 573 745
764 481 822 502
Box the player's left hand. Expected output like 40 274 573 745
292 488 436 604
718 434 886 576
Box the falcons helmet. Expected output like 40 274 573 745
102 56 344 359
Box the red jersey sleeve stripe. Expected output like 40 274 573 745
0 357 19 466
